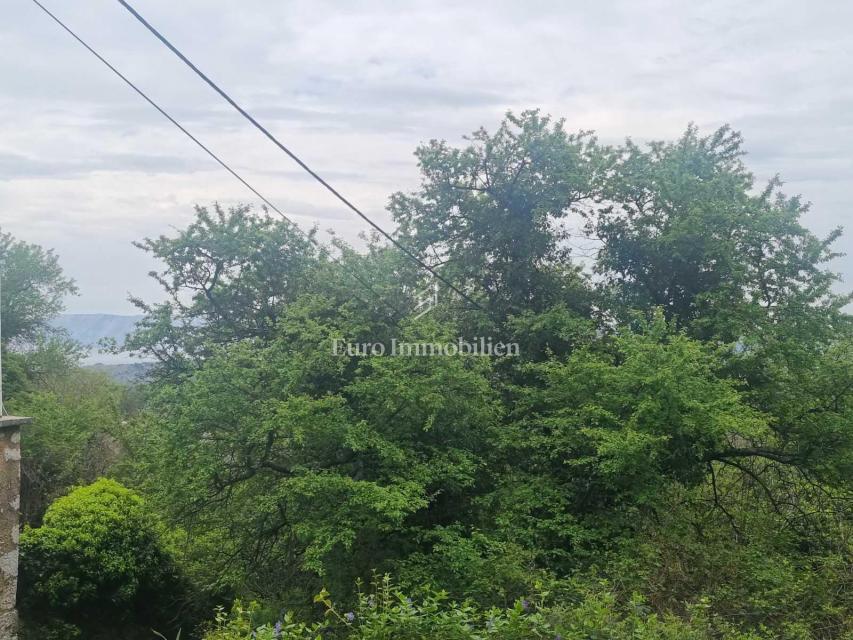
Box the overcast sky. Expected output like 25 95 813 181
2 0 851 314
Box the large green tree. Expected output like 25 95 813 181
125 204 322 376
591 125 848 340
0 227 77 344
124 115 852 638
390 110 601 322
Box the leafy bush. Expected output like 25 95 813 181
12 371 125 523
201 576 767 640
19 478 185 637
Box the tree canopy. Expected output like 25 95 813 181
17 112 853 639
0 228 77 345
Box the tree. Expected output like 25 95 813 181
0 228 77 344
124 204 322 376
11 369 124 524
590 125 848 342
496 315 767 562
124 115 853 638
130 311 500 603
390 110 601 321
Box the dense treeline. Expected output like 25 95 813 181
3 112 851 639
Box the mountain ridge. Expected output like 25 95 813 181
52 313 145 365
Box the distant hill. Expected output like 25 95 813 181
85 362 153 384
52 313 147 365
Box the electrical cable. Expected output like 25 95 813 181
115 0 482 311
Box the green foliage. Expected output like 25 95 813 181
201 602 322 640
0 226 78 343
124 203 321 377
591 125 848 339
595 474 853 635
10 370 124 522
395 526 543 606
0 348 31 397
19 479 185 635
390 109 601 319
126 318 502 601
0 228 81 409
202 577 766 640
25 113 851 638
19 618 83 640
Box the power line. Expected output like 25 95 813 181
115 0 483 312
28 0 402 318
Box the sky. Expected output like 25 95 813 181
1 0 851 314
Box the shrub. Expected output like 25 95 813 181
201 576 764 640
19 478 184 636
13 373 124 524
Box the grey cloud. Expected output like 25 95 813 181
1 0 851 313
0 151 209 180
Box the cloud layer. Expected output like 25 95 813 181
2 0 850 313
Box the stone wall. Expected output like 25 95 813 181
0 417 29 640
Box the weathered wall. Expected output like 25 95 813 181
0 417 28 640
